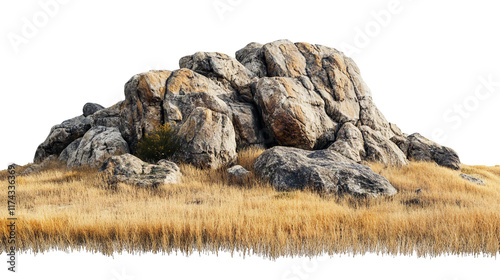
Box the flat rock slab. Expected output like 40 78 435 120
253 146 397 197
460 173 485 185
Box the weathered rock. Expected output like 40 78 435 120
34 115 92 163
66 126 129 168
263 39 307 78
100 154 181 187
177 107 237 169
359 96 394 139
360 126 408 166
235 42 268 78
254 76 337 149
295 42 360 123
460 173 485 185
253 146 397 197
227 165 250 179
329 122 365 162
179 52 256 102
58 138 82 163
90 101 124 128
121 70 172 150
164 69 266 149
390 134 410 155
83 103 104 117
405 133 461 170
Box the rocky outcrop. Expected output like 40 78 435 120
33 39 462 194
176 107 237 169
100 154 181 187
253 146 397 197
65 126 129 168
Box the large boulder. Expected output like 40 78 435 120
253 146 397 197
90 101 124 128
34 115 92 163
100 154 181 187
121 70 172 150
254 76 337 149
65 126 129 168
176 107 237 169
396 133 461 170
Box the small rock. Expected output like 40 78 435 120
83 103 105 117
100 154 181 187
227 165 250 179
460 173 485 185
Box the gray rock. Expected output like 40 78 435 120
66 126 129 168
253 146 397 197
329 122 365 162
460 173 485 185
227 165 250 178
263 39 307 78
406 133 461 170
179 52 257 102
58 138 82 163
176 107 237 169
83 103 104 117
360 126 408 166
21 155 58 176
100 154 181 187
34 115 92 163
235 42 268 78
90 101 124 128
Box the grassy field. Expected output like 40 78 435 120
1 148 499 258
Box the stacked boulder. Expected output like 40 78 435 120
33 40 461 195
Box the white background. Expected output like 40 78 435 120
0 0 499 279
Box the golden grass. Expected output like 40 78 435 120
1 147 499 258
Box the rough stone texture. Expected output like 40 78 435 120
100 154 181 187
227 165 250 179
254 76 337 149
83 103 105 117
263 40 307 78
253 146 397 197
329 122 365 162
58 138 82 163
34 115 92 163
390 134 410 155
164 69 266 149
66 126 130 168
295 42 360 123
360 126 408 166
176 108 237 169
405 133 461 170
235 42 268 78
179 52 257 102
90 101 124 128
121 70 172 150
460 173 485 185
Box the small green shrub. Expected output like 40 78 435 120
135 124 181 163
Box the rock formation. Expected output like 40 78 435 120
33 40 461 194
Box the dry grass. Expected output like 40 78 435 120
1 147 499 258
